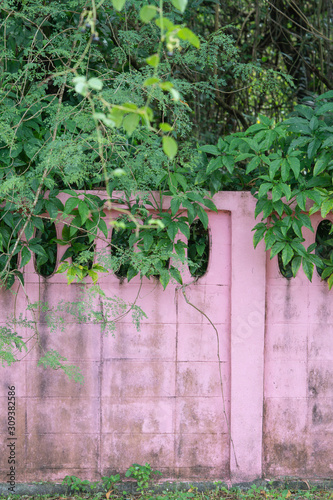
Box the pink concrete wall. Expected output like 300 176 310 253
264 212 333 479
1 192 333 484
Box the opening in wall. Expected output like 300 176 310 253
278 252 293 279
111 222 132 279
35 220 58 277
60 225 95 270
315 219 333 278
188 219 209 277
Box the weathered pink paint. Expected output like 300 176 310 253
1 192 333 484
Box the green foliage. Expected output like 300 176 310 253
37 350 84 384
102 473 121 493
125 463 162 492
217 93 333 283
62 475 98 494
0 323 27 367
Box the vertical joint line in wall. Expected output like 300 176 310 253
174 287 179 476
180 284 239 469
261 252 269 478
98 298 104 478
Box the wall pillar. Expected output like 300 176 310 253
226 193 266 482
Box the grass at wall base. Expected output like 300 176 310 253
2 480 333 500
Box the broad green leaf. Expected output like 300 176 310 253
262 200 274 218
246 156 260 174
64 197 78 214
20 247 31 268
159 81 173 91
45 200 58 219
108 107 125 127
197 205 209 229
269 159 282 180
314 153 330 176
159 269 170 290
292 219 303 238
307 138 321 159
25 221 34 241
144 77 160 86
200 145 220 156
187 192 204 204
315 102 333 116
258 182 272 198
162 136 178 160
177 222 190 239
123 113 140 136
281 158 290 182
235 153 255 162
29 243 47 258
169 266 183 284
253 226 266 248
320 197 333 218
182 200 195 224
78 200 90 224
170 0 188 13
207 156 222 174
298 213 313 232
284 117 311 135
288 157 300 179
242 138 260 153
302 258 314 281
327 273 333 290
56 262 69 274
88 78 103 90
167 222 178 241
265 229 275 250
222 155 234 174
270 241 286 259
177 27 200 48
294 104 314 119
159 123 173 132
274 200 285 217
157 17 175 31
296 191 307 210
322 136 333 148
316 90 333 100
127 266 137 282
280 183 291 201
72 76 86 85
170 198 181 216
87 270 99 283
75 82 88 96
146 54 160 67
92 264 107 273
170 88 180 101
112 0 126 10
174 241 186 261
140 5 158 22
67 266 77 284
143 232 154 251
98 219 108 239
31 216 43 231
272 184 283 202
282 244 294 266
202 198 217 212
291 256 302 277
290 241 307 258
309 116 319 131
